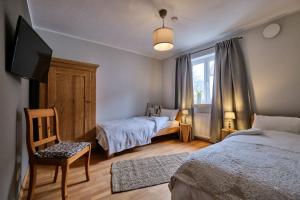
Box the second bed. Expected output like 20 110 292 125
96 112 180 157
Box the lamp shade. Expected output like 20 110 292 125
182 109 189 115
153 27 174 51
224 111 236 119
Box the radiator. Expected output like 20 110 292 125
194 113 211 139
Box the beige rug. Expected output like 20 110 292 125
111 152 189 193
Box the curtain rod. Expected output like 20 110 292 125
190 37 243 55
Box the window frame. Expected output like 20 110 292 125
191 53 215 107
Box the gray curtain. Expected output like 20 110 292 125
210 38 252 143
175 54 195 139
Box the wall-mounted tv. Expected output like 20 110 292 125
9 16 52 83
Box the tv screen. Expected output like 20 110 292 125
10 16 52 83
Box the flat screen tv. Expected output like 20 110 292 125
10 16 52 83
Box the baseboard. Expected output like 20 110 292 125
18 167 29 200
194 136 212 143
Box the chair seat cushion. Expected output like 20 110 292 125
35 142 90 159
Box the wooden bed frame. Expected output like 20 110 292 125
105 111 182 158
154 111 181 137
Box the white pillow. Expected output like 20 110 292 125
160 109 179 121
252 114 300 133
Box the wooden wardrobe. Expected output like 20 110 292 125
40 58 99 146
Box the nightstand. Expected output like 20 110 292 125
180 123 192 142
221 128 237 140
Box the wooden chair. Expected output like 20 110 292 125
24 107 91 200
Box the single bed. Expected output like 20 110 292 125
96 112 181 157
169 128 300 200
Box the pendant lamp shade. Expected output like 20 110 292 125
153 9 174 51
153 27 174 51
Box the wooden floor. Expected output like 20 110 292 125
21 137 210 200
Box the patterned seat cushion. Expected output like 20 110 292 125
35 142 90 159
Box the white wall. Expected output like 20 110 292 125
0 0 31 199
162 11 300 117
35 29 163 122
241 11 300 117
162 58 176 109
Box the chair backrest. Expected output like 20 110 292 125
24 107 61 157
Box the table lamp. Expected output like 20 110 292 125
224 111 236 130
182 109 189 124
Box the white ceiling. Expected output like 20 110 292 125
28 0 300 60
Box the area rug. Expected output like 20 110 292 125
111 152 189 193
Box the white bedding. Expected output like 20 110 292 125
170 129 300 200
96 116 170 155
161 120 180 129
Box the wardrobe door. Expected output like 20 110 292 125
48 67 90 142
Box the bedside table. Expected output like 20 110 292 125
180 123 192 143
221 129 237 140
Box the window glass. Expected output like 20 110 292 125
192 53 215 104
192 63 205 104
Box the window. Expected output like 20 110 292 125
192 53 215 105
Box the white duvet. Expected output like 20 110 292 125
170 129 300 200
96 116 169 156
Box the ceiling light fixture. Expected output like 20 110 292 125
153 9 174 51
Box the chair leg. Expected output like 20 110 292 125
27 163 37 200
61 164 69 200
53 165 59 183
85 150 91 181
